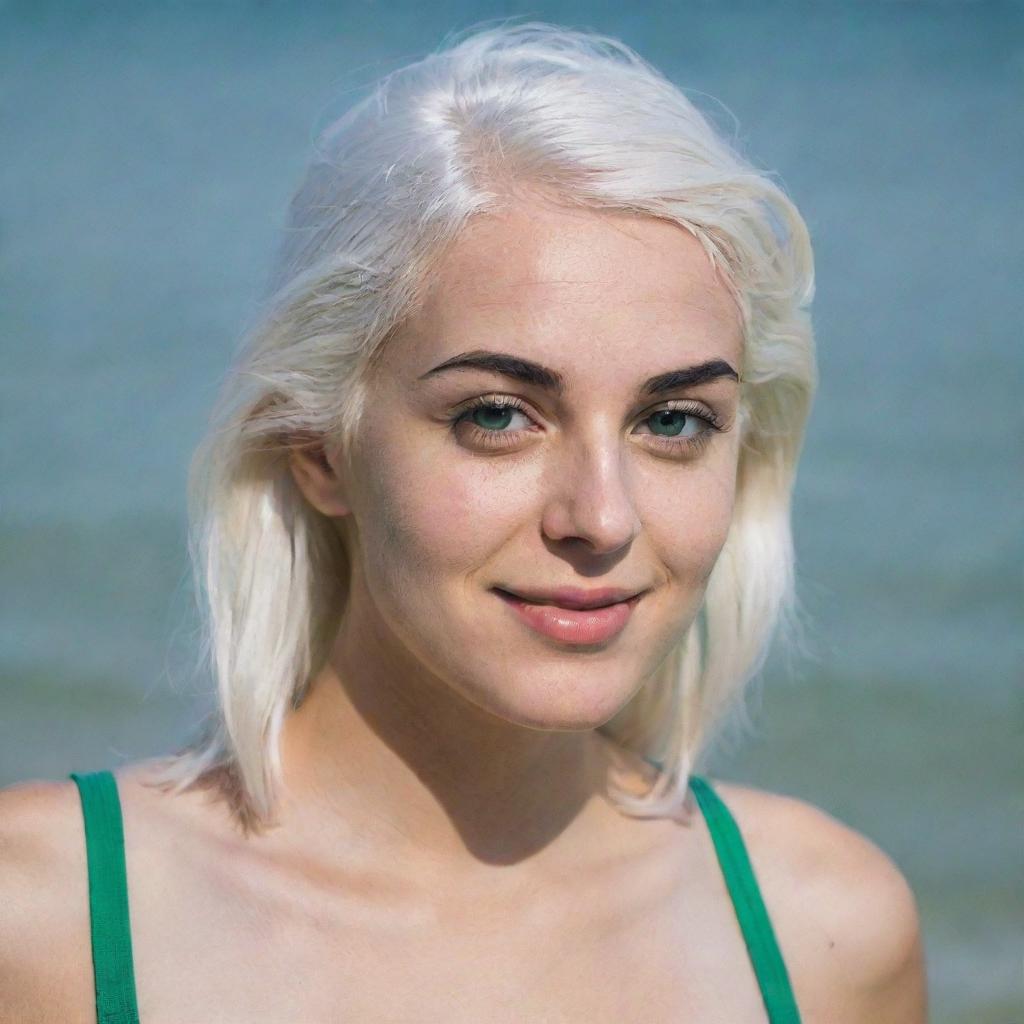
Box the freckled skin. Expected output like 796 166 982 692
327 197 744 731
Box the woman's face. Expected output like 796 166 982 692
307 198 744 730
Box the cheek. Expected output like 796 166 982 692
353 429 536 592
639 459 737 585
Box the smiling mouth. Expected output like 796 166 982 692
494 589 627 610
492 587 645 610
490 588 644 645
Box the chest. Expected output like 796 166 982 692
125 845 772 1023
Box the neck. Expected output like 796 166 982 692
274 597 639 884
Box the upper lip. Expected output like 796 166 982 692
494 585 647 609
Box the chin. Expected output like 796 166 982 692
455 666 640 732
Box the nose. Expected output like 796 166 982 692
540 430 642 555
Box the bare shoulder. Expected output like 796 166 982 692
0 773 94 1022
704 778 928 1024
0 760 195 1020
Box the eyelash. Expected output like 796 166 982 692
449 394 727 455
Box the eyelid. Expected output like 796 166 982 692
451 392 724 426
451 392 531 413
654 398 728 431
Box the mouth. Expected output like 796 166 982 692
491 587 645 645
493 586 645 610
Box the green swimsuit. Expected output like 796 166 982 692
69 769 802 1023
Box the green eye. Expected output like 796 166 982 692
647 409 695 438
468 404 517 431
449 394 725 455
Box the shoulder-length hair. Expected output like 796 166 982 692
148 20 816 832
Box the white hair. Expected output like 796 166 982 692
146 19 816 832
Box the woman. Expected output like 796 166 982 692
1 22 927 1023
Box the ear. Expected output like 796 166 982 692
288 441 352 518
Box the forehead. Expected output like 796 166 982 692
401 199 744 378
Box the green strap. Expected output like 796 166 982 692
689 774 803 1024
65 764 797 1024
70 771 141 1024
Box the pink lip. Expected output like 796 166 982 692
493 588 643 645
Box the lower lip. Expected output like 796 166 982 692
493 589 643 645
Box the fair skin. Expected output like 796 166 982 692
0 198 927 1022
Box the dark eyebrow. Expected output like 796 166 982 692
418 350 739 397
